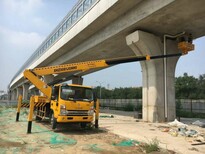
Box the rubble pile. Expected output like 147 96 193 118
159 119 205 146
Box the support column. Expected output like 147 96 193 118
72 76 83 85
11 90 17 100
23 83 30 100
29 89 39 96
16 87 23 100
126 30 179 122
34 89 40 95
8 91 10 100
29 85 39 96
38 75 54 96
44 75 54 83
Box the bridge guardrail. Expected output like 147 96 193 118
10 0 98 88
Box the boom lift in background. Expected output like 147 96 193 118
16 33 194 133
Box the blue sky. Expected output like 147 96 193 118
0 0 205 91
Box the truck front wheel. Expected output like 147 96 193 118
50 112 57 129
80 122 87 128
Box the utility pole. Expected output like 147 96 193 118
96 81 104 99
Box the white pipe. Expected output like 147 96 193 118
163 32 185 121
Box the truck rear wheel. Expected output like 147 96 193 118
35 109 42 121
36 115 42 121
50 112 57 129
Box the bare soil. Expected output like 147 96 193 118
0 107 145 154
100 109 205 154
1 106 204 154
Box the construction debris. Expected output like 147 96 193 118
112 139 140 147
185 129 198 137
100 115 114 118
192 120 205 128
168 119 188 128
191 142 205 146
160 119 205 143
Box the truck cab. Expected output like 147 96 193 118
50 83 96 129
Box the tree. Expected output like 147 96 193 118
175 73 199 99
94 73 205 99
93 87 142 99
197 74 205 98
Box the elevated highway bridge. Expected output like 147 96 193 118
8 0 205 122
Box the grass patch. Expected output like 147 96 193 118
143 138 159 153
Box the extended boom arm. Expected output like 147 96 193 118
24 41 194 99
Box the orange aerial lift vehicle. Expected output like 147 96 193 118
16 34 194 133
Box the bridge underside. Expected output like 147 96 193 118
41 0 205 83
9 0 205 122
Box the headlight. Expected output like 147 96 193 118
88 106 94 115
60 104 67 115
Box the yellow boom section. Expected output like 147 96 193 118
32 60 109 75
23 42 194 99
23 59 109 98
24 70 52 98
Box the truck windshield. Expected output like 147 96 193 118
60 85 93 102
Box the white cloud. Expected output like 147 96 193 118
32 17 50 30
0 26 45 90
0 0 50 36
2 0 43 17
0 26 44 55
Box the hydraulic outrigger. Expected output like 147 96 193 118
16 33 194 133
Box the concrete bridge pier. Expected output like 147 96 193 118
38 75 55 96
126 30 179 122
22 83 30 100
11 89 17 100
16 87 23 100
72 76 83 85
29 88 40 96
44 75 54 83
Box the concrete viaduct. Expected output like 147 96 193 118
8 0 205 122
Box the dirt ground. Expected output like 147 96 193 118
101 109 205 154
0 106 205 154
0 107 145 154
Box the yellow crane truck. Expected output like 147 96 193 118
16 35 194 133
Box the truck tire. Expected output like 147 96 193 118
35 109 42 121
36 115 42 121
80 122 87 128
50 112 57 129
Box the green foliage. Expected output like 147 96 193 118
94 86 142 99
123 102 134 111
94 73 205 100
143 138 159 153
175 73 205 99
198 74 205 98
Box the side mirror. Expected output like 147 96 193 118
51 86 59 100
93 92 97 102
51 95 56 100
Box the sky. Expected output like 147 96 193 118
0 0 205 91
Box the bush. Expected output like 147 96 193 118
143 138 159 153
